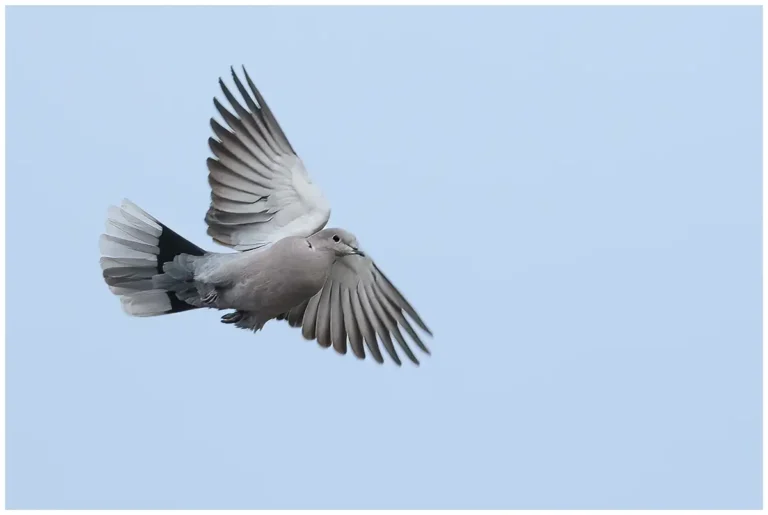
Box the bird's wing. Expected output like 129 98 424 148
278 254 432 366
205 66 331 251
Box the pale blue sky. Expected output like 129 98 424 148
6 6 762 509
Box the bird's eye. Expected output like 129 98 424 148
332 235 340 243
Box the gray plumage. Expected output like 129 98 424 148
99 66 431 365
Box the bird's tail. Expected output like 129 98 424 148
99 199 206 317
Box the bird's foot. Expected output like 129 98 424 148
202 290 218 306
221 310 245 324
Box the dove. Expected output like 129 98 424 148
99 66 432 365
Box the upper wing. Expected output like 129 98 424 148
278 254 433 366
205 66 331 251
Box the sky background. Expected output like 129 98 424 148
6 6 762 510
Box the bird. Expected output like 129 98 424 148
98 66 432 366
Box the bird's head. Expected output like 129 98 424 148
308 228 364 257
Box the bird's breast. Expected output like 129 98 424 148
236 242 333 315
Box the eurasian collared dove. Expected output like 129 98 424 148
99 66 432 366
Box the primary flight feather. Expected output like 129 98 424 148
99 66 432 366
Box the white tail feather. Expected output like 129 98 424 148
101 200 170 317
100 199 205 317
120 290 173 316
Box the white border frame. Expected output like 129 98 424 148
0 1 763 513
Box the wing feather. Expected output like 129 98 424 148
341 287 364 359
242 66 295 155
367 283 418 365
207 159 272 198
374 264 433 336
208 138 275 188
358 282 400 365
315 282 332 348
232 69 285 156
330 282 347 355
210 194 268 214
214 87 284 168
287 300 309 328
374 284 430 355
209 118 277 179
350 287 383 364
301 291 322 341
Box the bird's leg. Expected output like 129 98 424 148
221 310 245 324
201 289 218 306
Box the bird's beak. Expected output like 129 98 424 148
351 247 365 257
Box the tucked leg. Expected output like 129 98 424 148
201 289 218 306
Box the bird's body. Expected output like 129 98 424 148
210 238 333 318
156 231 355 331
99 66 431 365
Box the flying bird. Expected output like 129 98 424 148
99 66 432 365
